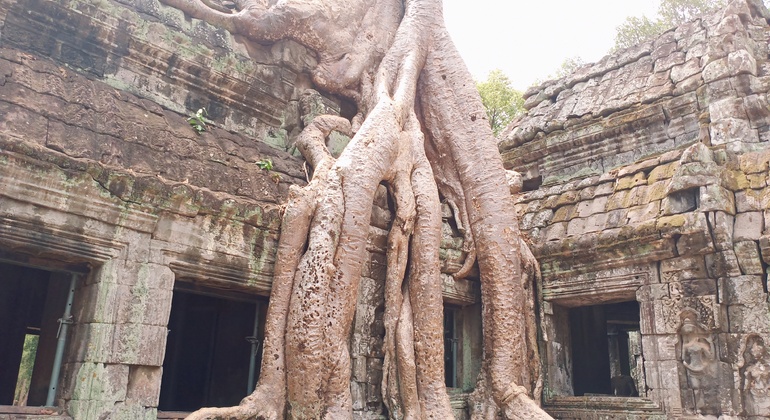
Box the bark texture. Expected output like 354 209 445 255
159 0 552 418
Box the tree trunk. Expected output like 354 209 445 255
159 0 552 418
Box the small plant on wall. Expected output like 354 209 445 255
255 158 281 184
187 108 208 134
256 158 273 171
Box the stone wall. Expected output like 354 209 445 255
502 1 770 418
0 0 480 418
0 0 348 416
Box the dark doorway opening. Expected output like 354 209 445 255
159 289 267 412
570 301 641 397
0 263 70 407
444 307 458 388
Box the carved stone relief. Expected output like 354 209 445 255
678 308 721 415
658 284 719 334
739 335 770 416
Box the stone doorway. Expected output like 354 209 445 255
0 262 73 408
570 300 642 397
158 288 267 413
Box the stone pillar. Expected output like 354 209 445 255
62 255 174 419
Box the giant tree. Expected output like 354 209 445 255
159 0 549 418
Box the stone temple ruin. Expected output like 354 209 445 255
0 0 768 418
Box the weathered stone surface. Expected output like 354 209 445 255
735 189 764 212
661 256 709 282
0 50 307 202
710 117 759 145
734 240 765 274
734 211 764 241
705 250 743 278
126 366 163 407
727 303 770 333
506 3 770 419
719 275 766 305
700 184 737 214
760 235 770 263
709 211 735 251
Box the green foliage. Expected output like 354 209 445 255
613 0 725 50
552 56 585 80
614 15 668 50
613 0 726 51
658 0 726 23
13 335 38 405
530 56 586 88
476 70 524 136
256 158 273 171
187 108 208 134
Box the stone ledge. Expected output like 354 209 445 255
442 274 479 306
0 139 286 231
544 396 666 419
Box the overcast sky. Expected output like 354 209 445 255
443 0 660 90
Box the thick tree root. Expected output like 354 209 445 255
159 0 553 419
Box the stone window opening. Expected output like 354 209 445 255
569 300 643 398
0 261 78 413
521 176 543 192
442 303 482 393
157 286 267 415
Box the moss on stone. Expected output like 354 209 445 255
647 162 678 183
656 214 688 230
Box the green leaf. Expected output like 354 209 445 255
256 158 273 171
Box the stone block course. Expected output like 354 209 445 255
626 201 661 225
699 184 736 214
719 275 766 305
661 256 709 281
734 211 764 240
766 209 770 233
734 240 764 274
576 196 608 218
552 204 577 223
675 218 714 253
0 51 307 203
727 303 770 333
746 172 767 188
739 148 770 173
126 366 162 407
735 189 764 211
624 185 651 208
709 97 749 121
743 93 770 128
705 250 743 278
760 235 770 262
709 211 735 250
710 117 759 145
70 323 116 364
111 323 167 366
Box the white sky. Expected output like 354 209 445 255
443 0 660 90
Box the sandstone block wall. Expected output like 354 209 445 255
503 1 770 418
0 0 481 418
